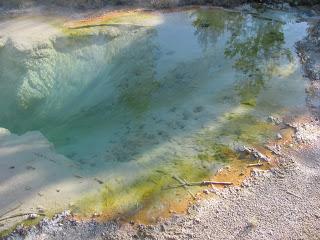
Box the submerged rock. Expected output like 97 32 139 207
193 106 204 113
267 116 282 125
37 205 45 213
276 133 283 140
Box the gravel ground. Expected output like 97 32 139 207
3 5 320 240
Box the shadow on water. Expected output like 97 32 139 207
0 7 309 223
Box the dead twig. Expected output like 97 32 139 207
73 174 83 179
94 178 104 184
165 177 233 191
285 190 302 199
0 213 45 222
238 146 270 162
172 176 196 199
0 203 22 218
185 181 233 186
247 163 263 167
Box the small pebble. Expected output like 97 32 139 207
37 205 45 213
92 212 101 218
160 224 166 232
193 218 201 224
203 189 210 194
169 209 176 214
276 133 283 140
28 213 38 220
209 188 218 194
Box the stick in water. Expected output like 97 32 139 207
0 213 45 222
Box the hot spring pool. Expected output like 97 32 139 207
0 6 311 222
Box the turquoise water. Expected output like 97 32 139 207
0 7 309 219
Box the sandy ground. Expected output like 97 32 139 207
2 5 320 240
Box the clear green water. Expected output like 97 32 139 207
0 7 309 219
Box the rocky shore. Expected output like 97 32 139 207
296 18 320 118
2 3 320 240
